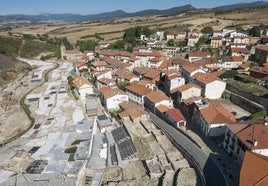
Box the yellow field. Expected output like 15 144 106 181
1 7 268 44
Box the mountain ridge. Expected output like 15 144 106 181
0 1 268 25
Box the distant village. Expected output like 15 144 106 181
62 26 268 185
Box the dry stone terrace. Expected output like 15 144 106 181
0 59 199 186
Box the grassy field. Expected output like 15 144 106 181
0 7 268 45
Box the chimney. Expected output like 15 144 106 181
254 139 258 147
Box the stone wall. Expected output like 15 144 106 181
226 83 268 110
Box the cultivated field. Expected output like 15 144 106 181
1 7 267 44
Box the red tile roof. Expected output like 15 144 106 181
232 56 243 62
126 84 152 96
102 88 126 99
172 58 190 65
165 109 186 122
183 64 200 73
99 86 112 94
72 77 92 89
240 151 268 186
159 59 173 69
133 67 151 75
156 105 170 113
146 90 172 104
91 61 108 67
188 51 210 58
144 69 161 79
74 61 86 68
236 123 268 150
177 83 201 92
250 66 268 75
194 73 223 84
199 99 236 124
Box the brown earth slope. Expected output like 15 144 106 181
0 54 31 86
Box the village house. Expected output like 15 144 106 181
144 90 173 113
187 36 199 47
254 45 268 64
114 68 139 84
132 79 156 90
96 78 117 89
61 45 82 61
239 151 268 186
148 57 164 68
220 56 243 69
213 30 223 37
163 73 185 92
191 57 219 71
231 47 250 62
222 28 236 37
99 87 129 111
162 47 179 57
223 122 268 165
158 59 174 70
72 77 94 99
95 49 118 59
73 61 88 75
193 73 226 99
181 64 206 83
118 101 149 123
249 66 268 79
151 41 165 49
156 31 164 41
166 33 175 41
211 37 223 48
132 67 151 79
125 84 152 105
91 61 108 72
104 57 122 70
99 42 111 49
172 58 190 70
229 31 248 38
82 51 94 61
187 51 211 63
233 36 250 45
92 70 112 80
165 108 186 127
135 51 162 67
192 99 236 137
116 51 136 62
177 83 202 102
176 32 187 40
143 68 162 86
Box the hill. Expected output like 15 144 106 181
215 1 268 10
0 4 195 27
0 54 31 85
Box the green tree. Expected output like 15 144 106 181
195 36 210 49
249 110 267 120
201 26 214 35
167 39 175 46
248 26 260 37
76 39 98 52
118 81 129 91
219 70 238 79
108 40 125 50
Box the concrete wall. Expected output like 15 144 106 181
223 90 265 113
226 83 268 110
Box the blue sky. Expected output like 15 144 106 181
0 0 264 15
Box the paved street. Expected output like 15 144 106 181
150 113 228 186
